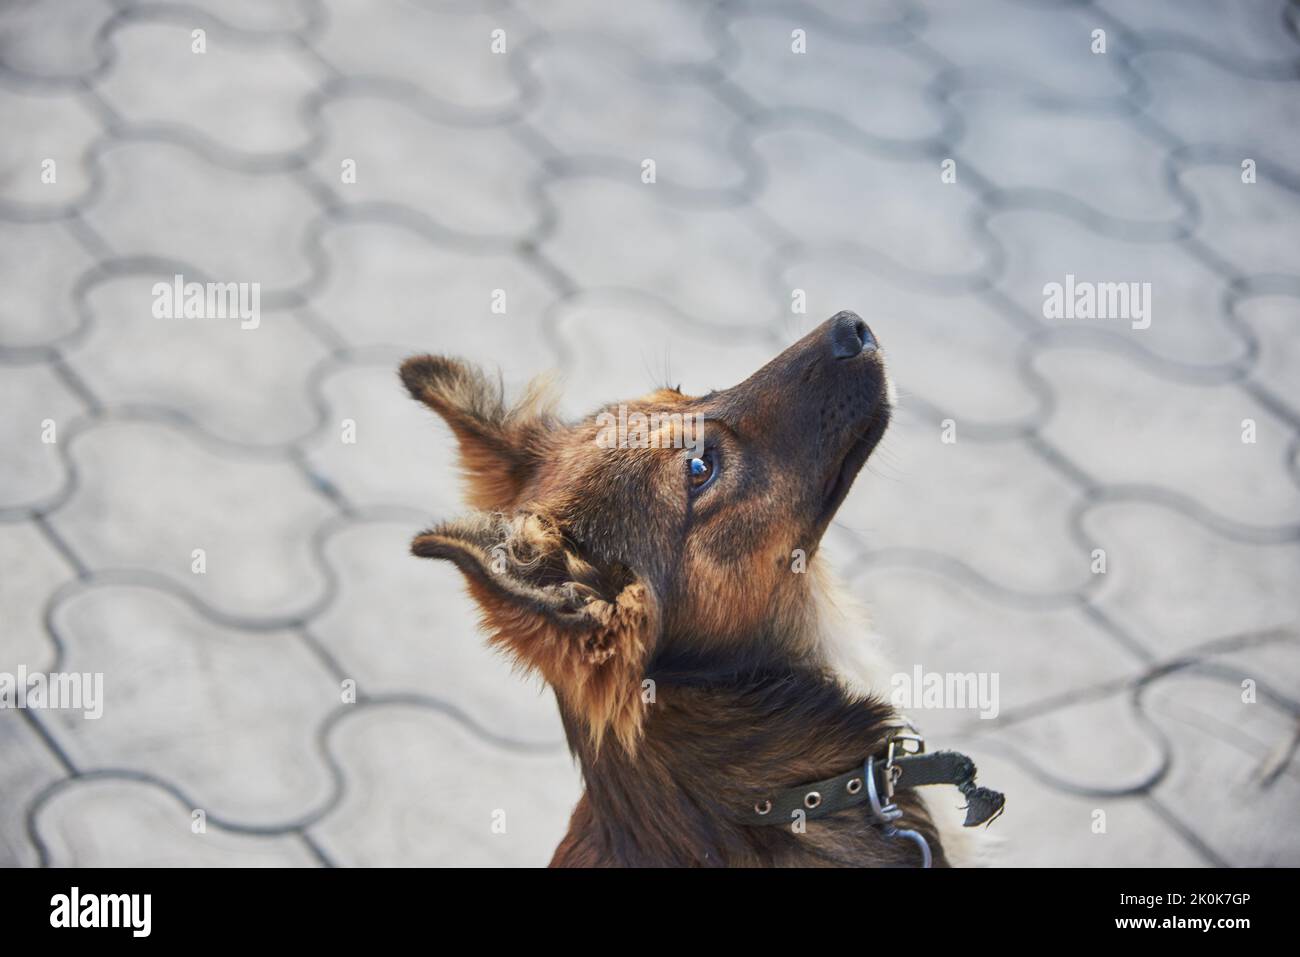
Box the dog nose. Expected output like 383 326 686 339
829 311 875 359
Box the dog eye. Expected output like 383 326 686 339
687 450 718 493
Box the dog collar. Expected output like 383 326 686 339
743 729 1005 867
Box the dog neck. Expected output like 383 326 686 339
551 660 945 867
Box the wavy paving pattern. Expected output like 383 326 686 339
1 0 1298 867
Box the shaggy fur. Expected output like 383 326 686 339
401 312 956 867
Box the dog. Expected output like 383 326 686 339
399 311 1000 866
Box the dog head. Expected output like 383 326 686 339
401 311 890 751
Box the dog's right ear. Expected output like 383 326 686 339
399 355 555 511
411 510 658 753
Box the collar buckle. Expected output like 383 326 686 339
865 753 933 867
883 730 925 800
868 728 933 867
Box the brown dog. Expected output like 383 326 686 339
400 311 980 866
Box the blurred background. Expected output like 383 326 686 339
2 0 1298 867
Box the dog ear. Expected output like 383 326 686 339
399 355 556 511
412 510 657 752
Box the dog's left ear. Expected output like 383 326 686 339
399 355 555 511
412 510 658 752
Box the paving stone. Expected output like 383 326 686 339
528 0 719 71
1084 501 1300 659
35 778 319 866
1102 0 1300 74
916 0 1133 106
779 256 1040 429
855 566 1140 740
0 715 67 867
542 176 781 329
0 85 100 213
1132 49 1300 161
46 584 339 826
0 0 115 80
549 291 776 419
1176 159 1300 279
722 11 946 146
752 125 993 288
0 220 99 350
748 0 917 35
994 689 1166 796
1034 345 1300 529
312 0 534 118
1143 671 1300 865
0 521 68 675
311 519 566 747
97 20 322 158
65 273 328 446
834 405 1088 596
3 0 1298 869
48 419 334 621
306 219 557 354
310 703 579 866
526 37 748 196
954 90 1184 232
301 361 465 514
82 140 318 292
1235 292 1300 413
1212 640 1300 735
950 744 1204 867
135 0 316 34
988 207 1251 372
309 94 542 241
0 364 84 511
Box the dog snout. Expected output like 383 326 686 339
828 310 876 359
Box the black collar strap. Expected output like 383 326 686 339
744 747 1006 831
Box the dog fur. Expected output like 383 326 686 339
400 312 976 866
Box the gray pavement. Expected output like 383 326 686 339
1 0 1299 867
